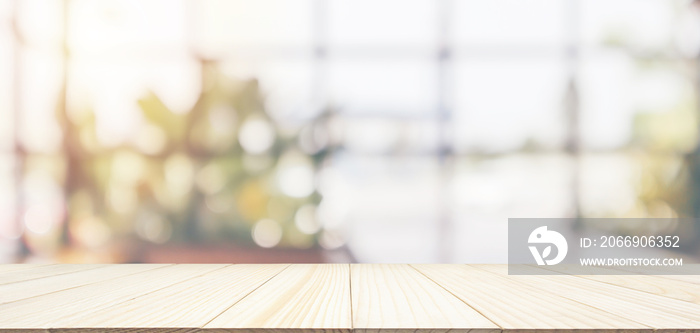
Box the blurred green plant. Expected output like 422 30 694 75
54 62 335 253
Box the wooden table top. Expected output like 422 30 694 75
0 264 699 332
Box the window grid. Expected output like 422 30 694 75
3 0 694 262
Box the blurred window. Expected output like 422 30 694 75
0 0 696 263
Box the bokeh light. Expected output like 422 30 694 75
295 204 320 235
238 115 275 155
2 0 700 264
252 219 283 248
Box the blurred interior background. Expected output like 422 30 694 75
2 0 700 263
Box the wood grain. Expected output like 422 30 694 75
0 264 166 304
350 264 498 332
0 264 104 285
540 264 700 305
412 264 648 330
611 264 700 285
0 264 223 329
0 264 698 332
67 264 288 328
0 264 48 273
204 264 351 330
474 264 700 329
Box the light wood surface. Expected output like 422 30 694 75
0 264 102 285
538 264 700 305
413 264 647 330
474 264 700 328
0 264 165 305
0 264 697 332
205 264 351 330
69 264 287 329
351 264 497 331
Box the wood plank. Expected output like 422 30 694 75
0 264 696 332
475 264 700 329
0 264 104 285
611 264 700 285
540 265 700 305
640 274 700 285
63 264 288 328
0 264 49 273
0 264 168 304
412 264 648 330
0 264 225 329
204 264 351 331
350 264 498 332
